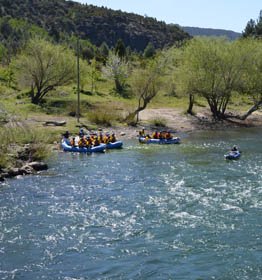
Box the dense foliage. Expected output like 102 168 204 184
0 0 190 52
173 37 262 119
14 38 76 104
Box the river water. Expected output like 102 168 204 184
0 128 261 280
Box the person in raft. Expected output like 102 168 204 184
78 135 88 148
79 128 85 138
109 133 116 143
165 131 173 140
70 137 76 147
62 131 71 145
139 128 146 137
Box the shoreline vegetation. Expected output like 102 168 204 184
1 107 261 182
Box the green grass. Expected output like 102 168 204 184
0 120 54 169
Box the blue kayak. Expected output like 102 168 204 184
224 151 241 160
61 141 106 153
138 137 180 144
106 141 123 149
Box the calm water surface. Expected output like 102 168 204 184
0 128 261 279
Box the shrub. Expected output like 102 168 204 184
87 106 124 127
0 124 51 169
150 117 167 127
87 109 114 126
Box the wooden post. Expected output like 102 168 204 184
76 38 80 123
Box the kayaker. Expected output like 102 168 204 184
231 145 238 152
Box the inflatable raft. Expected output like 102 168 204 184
61 141 106 153
224 151 241 160
138 137 180 144
106 141 123 149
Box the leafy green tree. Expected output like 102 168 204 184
236 39 262 119
175 38 245 119
87 58 101 93
143 42 156 58
126 55 167 124
115 39 126 60
102 52 129 96
14 38 76 104
98 42 109 62
0 66 15 88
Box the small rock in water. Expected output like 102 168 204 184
120 132 126 136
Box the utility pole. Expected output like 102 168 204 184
76 37 80 123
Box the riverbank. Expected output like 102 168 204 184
1 108 261 182
113 108 262 139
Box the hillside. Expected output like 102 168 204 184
182 26 241 40
0 0 190 51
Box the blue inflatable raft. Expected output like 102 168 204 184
106 141 123 149
138 137 180 144
224 151 241 160
61 141 106 153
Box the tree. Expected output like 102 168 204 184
87 58 101 93
242 19 256 38
114 39 126 60
242 10 262 38
175 38 245 119
14 38 76 104
102 52 129 96
126 55 166 125
95 42 109 64
236 39 262 119
143 42 156 58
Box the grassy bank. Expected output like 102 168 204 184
0 77 260 163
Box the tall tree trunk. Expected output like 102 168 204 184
30 85 39 104
115 78 123 93
187 93 194 115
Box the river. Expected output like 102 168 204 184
0 128 261 279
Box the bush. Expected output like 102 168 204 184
87 106 124 127
150 117 167 127
0 124 51 169
87 109 114 126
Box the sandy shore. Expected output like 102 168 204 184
112 108 262 139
